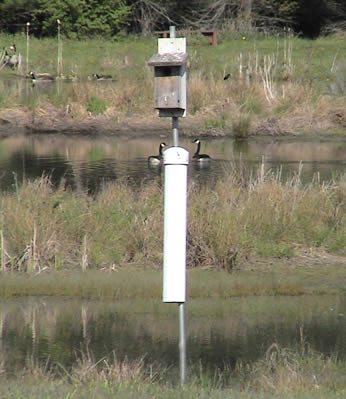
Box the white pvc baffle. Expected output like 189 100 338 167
163 146 189 303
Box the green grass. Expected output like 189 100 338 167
0 262 344 299
86 95 107 114
203 114 227 130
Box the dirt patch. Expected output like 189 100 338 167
239 245 345 288
243 250 346 271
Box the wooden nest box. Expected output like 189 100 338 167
148 38 187 117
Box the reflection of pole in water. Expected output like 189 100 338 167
0 311 6 340
0 311 6 369
31 309 37 348
233 138 249 156
81 304 88 339
22 306 38 351
22 151 26 181
71 161 83 192
0 229 6 271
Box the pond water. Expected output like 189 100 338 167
0 295 344 379
0 134 345 193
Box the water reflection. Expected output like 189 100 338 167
0 295 344 376
0 135 345 193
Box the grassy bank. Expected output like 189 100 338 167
0 168 345 280
0 262 344 298
0 32 345 135
0 344 344 398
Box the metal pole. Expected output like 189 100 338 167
172 117 179 147
170 26 179 148
169 26 176 38
179 302 186 384
26 22 30 74
57 19 61 76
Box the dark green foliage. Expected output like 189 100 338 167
34 0 130 38
0 0 130 38
0 0 36 34
0 0 345 38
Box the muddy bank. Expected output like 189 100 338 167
0 107 168 137
0 106 213 138
0 105 345 138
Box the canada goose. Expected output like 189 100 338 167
93 73 113 81
2 47 18 69
148 142 166 166
30 71 55 83
29 71 54 79
192 139 211 161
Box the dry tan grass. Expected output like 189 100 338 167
250 343 342 394
0 170 345 273
69 350 148 384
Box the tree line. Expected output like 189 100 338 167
0 0 345 39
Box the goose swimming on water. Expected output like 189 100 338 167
93 73 113 81
192 138 210 161
30 71 55 84
148 142 166 166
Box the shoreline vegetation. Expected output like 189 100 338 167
0 168 345 295
0 344 345 399
0 32 345 137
